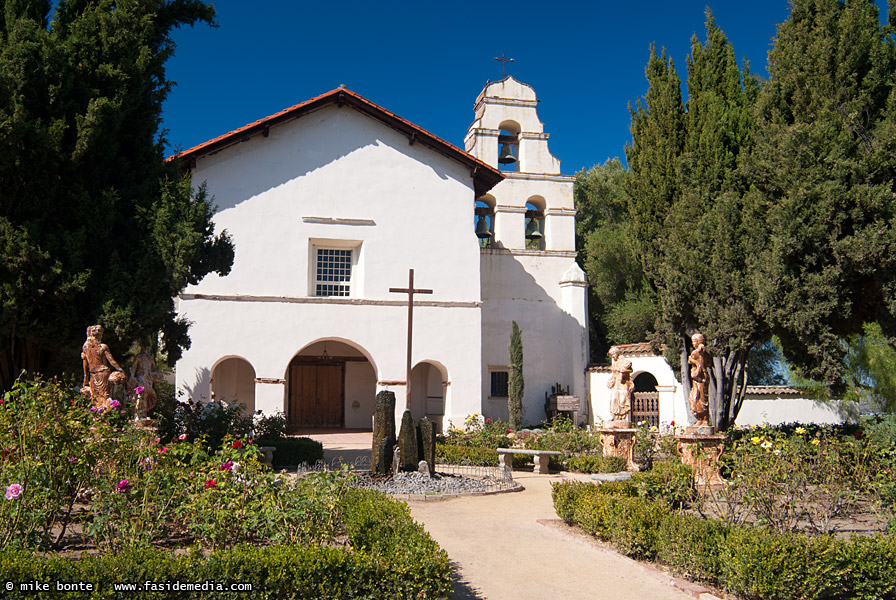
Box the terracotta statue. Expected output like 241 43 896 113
607 346 633 425
688 333 710 426
81 325 125 410
129 342 161 419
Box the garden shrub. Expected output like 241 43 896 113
253 411 289 440
551 480 896 600
256 437 323 466
565 454 627 473
437 414 512 449
434 443 528 468
0 482 451 599
631 460 694 508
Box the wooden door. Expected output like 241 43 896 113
288 363 344 428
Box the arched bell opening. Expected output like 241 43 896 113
410 360 448 433
525 197 545 250
211 356 256 414
286 339 377 430
498 120 520 172
474 195 495 248
632 371 659 428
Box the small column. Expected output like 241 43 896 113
599 424 639 472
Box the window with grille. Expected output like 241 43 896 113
315 248 352 297
490 371 509 397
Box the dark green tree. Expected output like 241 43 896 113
508 321 524 430
627 13 762 429
0 0 233 391
574 159 654 360
744 0 896 392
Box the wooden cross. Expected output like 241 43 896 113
389 269 433 410
494 53 514 78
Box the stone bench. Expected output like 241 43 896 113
259 446 276 467
496 448 562 474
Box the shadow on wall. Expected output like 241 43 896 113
182 366 211 403
203 107 464 214
479 252 587 425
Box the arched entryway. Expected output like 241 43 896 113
211 356 256 413
410 360 447 432
286 339 377 430
632 371 659 427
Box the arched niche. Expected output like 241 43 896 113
410 360 448 432
286 338 377 430
211 356 256 414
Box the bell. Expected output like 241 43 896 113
525 219 543 240
498 143 517 164
475 215 492 239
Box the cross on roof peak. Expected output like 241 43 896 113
494 53 514 79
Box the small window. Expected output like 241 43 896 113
315 248 352 296
490 371 509 397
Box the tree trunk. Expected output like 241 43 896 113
0 334 54 393
708 348 750 431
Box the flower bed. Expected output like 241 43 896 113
0 378 450 598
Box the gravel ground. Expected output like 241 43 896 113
353 471 507 495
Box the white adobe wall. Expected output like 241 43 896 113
175 105 484 427
737 395 847 427
588 358 848 429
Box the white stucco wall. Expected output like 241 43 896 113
176 104 485 428
737 396 847 427
588 357 848 429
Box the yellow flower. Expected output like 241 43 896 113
795 427 806 435
751 436 761 444
811 439 820 446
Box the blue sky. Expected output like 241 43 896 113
161 0 889 176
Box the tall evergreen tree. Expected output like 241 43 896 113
508 321 524 430
627 13 761 429
0 0 233 390
744 0 896 391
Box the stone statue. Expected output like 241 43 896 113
607 346 633 425
81 325 125 410
688 333 710 427
129 342 161 420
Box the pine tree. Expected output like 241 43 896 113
508 321 524 430
0 0 233 390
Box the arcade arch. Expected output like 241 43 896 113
211 356 256 413
286 338 377 430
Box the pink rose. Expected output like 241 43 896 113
5 483 23 500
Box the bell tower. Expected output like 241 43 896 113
464 77 562 175
468 76 588 426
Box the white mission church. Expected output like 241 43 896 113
172 77 589 431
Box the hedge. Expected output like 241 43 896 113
435 443 528 468
256 437 324 467
552 481 896 600
0 489 450 600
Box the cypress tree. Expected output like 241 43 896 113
626 13 761 429
508 321 524 430
744 0 896 391
0 0 233 389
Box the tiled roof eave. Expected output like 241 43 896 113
166 88 504 197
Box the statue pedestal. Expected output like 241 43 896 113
132 418 158 434
599 427 639 472
676 433 725 488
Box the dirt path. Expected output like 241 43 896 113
407 471 699 600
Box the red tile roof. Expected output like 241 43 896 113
167 87 504 197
